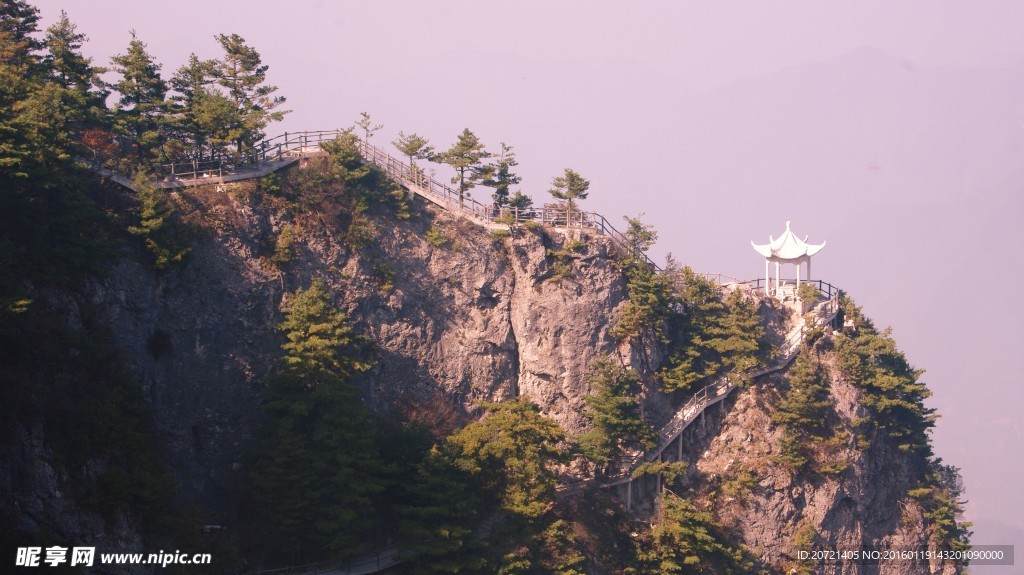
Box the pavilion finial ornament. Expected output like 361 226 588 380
752 221 825 296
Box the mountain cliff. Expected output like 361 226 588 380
1 154 969 574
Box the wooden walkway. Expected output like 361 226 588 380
353 138 658 267
613 293 840 507
556 291 840 504
86 131 847 528
80 130 657 268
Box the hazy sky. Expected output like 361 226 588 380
36 0 1024 563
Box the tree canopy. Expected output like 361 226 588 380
43 11 106 134
834 295 935 455
109 31 168 160
482 142 521 207
356 111 383 141
215 33 288 154
169 53 223 161
435 128 491 207
579 356 656 469
247 279 382 563
548 168 590 212
635 492 754 575
393 131 433 167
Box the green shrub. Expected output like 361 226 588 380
425 225 448 248
544 245 578 283
345 213 376 249
578 356 655 469
128 175 191 270
269 223 297 266
906 461 972 556
656 276 765 391
818 460 850 476
635 492 756 574
610 258 677 343
797 283 821 302
564 238 585 253
832 295 935 456
371 261 396 294
720 466 759 501
773 435 809 472
258 173 282 195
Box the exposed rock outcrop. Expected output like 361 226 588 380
4 168 962 574
74 182 670 511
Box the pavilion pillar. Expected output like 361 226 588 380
752 223 826 297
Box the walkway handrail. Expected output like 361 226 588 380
353 138 659 268
79 129 660 267
602 290 840 484
749 277 841 299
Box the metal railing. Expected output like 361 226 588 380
353 138 658 268
694 272 748 285
600 289 841 484
79 129 660 267
749 277 841 299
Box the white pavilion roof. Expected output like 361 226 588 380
751 221 826 260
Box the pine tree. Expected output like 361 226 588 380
482 142 521 207
247 279 383 564
548 168 589 213
392 131 433 168
833 307 935 456
445 397 567 522
535 520 587 575
771 349 832 439
610 219 677 343
169 53 222 161
126 174 190 270
660 284 764 391
43 11 106 135
321 129 371 185
109 31 168 160
398 448 487 575
190 88 240 161
636 492 754 575
658 267 724 393
0 0 42 73
704 288 766 384
355 111 383 141
436 128 491 207
0 3 113 299
611 265 677 342
579 356 655 468
0 0 46 175
215 33 288 155
624 214 657 252
508 191 533 210
276 278 372 379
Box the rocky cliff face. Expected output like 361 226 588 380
74 178 673 511
668 335 956 575
5 163 962 574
